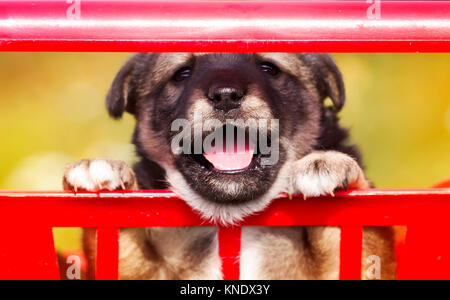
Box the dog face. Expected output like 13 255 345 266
107 53 344 224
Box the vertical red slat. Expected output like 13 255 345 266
95 227 119 280
398 181 450 279
339 226 363 280
0 226 60 280
397 226 418 280
218 227 242 280
397 225 450 280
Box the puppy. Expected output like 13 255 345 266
63 53 396 280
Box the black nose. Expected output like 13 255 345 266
207 85 245 113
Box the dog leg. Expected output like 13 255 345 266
290 151 396 280
63 158 137 279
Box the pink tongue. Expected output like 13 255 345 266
204 142 255 171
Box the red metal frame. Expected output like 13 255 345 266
1 0 450 280
2 1 450 52
1 189 450 280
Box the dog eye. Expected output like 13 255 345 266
259 62 280 76
173 67 193 82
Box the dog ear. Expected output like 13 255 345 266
106 54 141 119
300 54 346 111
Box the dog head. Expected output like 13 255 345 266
106 53 345 224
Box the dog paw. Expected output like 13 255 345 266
62 158 137 191
291 151 369 199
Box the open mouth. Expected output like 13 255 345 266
191 125 264 174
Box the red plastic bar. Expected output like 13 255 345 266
0 225 60 280
95 227 119 280
0 189 449 227
218 227 242 280
339 226 363 280
1 189 449 280
2 1 450 52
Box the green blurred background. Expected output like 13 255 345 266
0 53 449 250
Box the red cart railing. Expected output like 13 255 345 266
1 1 450 280
1 189 450 280
2 0 450 52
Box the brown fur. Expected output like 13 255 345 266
63 53 396 280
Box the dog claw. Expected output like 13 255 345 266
343 179 348 191
288 193 293 200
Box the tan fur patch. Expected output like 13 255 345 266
240 84 274 120
118 227 222 280
150 53 193 87
257 53 317 94
187 89 217 124
137 106 175 168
